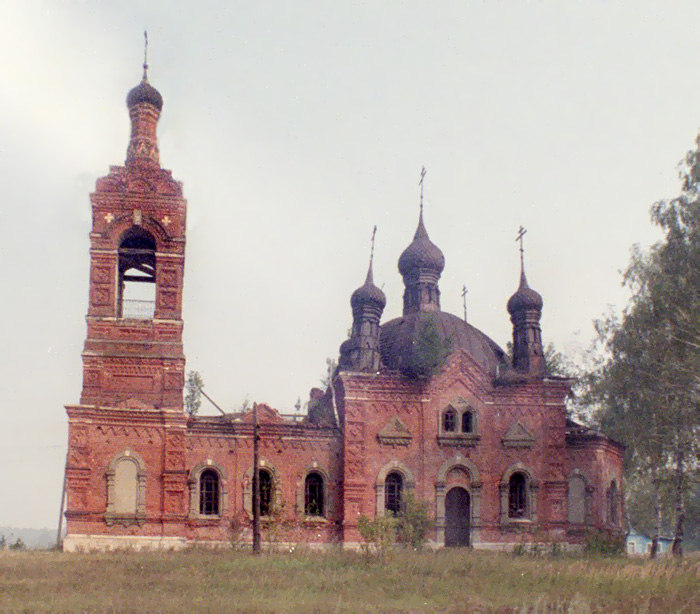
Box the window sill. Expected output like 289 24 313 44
302 516 328 524
437 434 480 447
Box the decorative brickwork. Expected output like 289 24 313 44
63 66 624 552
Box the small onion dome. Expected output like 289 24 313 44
351 267 386 310
126 77 163 111
398 212 445 277
507 271 543 314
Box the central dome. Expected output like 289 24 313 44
397 212 445 277
380 311 506 377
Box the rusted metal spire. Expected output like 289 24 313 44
418 166 427 215
516 225 527 284
462 284 468 323
365 224 377 284
142 30 149 81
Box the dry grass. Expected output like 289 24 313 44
0 548 697 613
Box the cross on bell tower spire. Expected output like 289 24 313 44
516 225 527 276
142 30 149 81
419 166 427 214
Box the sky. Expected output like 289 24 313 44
0 2 698 530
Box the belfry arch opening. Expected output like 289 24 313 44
117 227 156 319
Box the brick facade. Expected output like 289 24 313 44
63 70 624 552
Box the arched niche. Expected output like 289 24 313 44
105 449 147 526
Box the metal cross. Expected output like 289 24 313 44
418 166 427 212
461 284 468 322
143 30 149 80
516 225 527 271
370 225 377 264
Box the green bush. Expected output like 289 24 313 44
357 514 397 560
396 493 431 549
583 531 625 556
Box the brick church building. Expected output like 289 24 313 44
62 66 624 551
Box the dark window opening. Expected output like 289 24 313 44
461 411 473 433
304 472 324 516
443 409 456 433
607 481 618 525
118 227 156 319
259 469 273 516
385 471 403 514
508 472 527 519
199 469 220 516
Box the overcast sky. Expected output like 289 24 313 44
1 2 697 530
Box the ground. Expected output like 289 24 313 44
1 549 697 612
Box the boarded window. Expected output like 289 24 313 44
113 458 139 514
567 475 586 524
304 472 324 516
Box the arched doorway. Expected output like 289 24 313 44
445 487 470 547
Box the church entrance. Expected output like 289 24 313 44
445 487 470 547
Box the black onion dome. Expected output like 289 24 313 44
398 212 445 277
127 78 163 111
351 266 386 310
380 311 506 377
507 271 543 314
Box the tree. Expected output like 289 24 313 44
403 317 453 380
184 370 203 416
589 133 699 557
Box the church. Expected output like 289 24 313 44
62 63 624 552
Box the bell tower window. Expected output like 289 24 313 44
117 227 156 319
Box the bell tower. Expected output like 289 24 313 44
80 54 186 410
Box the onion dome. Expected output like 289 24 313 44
398 210 445 277
127 77 163 111
351 264 386 311
507 271 543 314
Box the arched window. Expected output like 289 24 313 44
259 469 273 516
443 409 456 432
304 472 324 516
385 471 403 514
461 411 473 433
508 472 528 518
199 469 220 516
606 481 618 526
118 227 156 319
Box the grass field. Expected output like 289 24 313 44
0 548 697 613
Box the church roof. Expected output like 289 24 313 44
379 311 506 377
